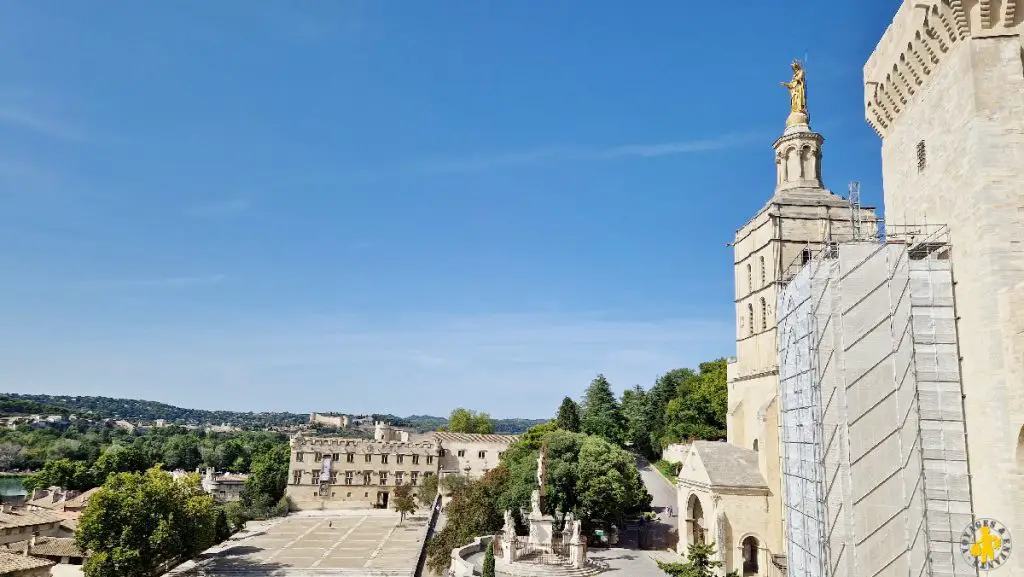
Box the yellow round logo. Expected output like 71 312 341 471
960 518 1012 570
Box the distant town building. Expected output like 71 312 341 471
201 469 248 503
286 427 439 510
435 432 516 480
309 413 349 429
286 423 520 510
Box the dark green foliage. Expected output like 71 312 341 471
659 360 729 447
76 468 220 577
426 468 508 575
580 375 624 445
241 444 290 512
657 541 738 577
482 541 496 577
555 397 581 432
393 483 416 523
621 385 654 457
418 473 438 507
442 408 495 434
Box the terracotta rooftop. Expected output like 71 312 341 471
0 550 56 573
433 432 518 444
0 508 66 529
2 536 84 558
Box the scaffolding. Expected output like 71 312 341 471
776 225 974 577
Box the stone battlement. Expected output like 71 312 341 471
863 0 1021 137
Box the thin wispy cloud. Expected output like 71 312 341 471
0 102 86 142
70 274 227 291
0 310 733 417
417 132 765 174
186 198 251 217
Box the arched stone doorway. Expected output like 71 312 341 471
741 535 760 575
686 494 707 546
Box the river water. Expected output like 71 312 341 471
0 476 27 498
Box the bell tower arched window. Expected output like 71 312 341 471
761 297 768 330
748 303 755 336
760 256 766 286
746 263 752 294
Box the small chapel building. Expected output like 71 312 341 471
675 65 879 577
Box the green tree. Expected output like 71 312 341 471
555 397 581 432
661 360 729 445
241 444 289 511
23 458 94 491
214 508 232 542
580 375 624 446
482 540 496 577
393 483 416 524
648 369 696 452
657 541 739 577
445 408 496 434
621 385 654 456
497 428 650 527
93 444 149 479
426 468 508 574
162 435 203 471
76 467 219 577
418 473 438 507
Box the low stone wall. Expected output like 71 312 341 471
450 535 493 577
413 494 442 577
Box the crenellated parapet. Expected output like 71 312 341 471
863 0 1022 137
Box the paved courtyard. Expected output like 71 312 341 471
171 511 429 576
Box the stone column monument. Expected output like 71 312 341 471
502 509 517 563
568 518 586 568
527 444 555 548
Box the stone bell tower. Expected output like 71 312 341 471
718 61 881 570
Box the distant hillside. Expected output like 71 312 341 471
2 394 548 433
374 413 548 434
2 394 308 428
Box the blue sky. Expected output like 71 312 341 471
0 1 898 418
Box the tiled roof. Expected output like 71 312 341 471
690 441 768 488
64 487 99 507
0 508 66 529
2 537 84 558
0 551 56 572
432 432 518 445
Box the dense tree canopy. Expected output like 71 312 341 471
76 468 221 577
427 423 652 573
443 408 496 434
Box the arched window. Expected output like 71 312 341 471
753 439 759 452
760 256 766 285
801 248 812 265
747 303 755 336
746 263 752 293
761 297 768 330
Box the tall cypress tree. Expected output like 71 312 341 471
580 374 624 446
555 397 581 432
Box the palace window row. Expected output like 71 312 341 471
298 452 432 466
293 470 431 486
